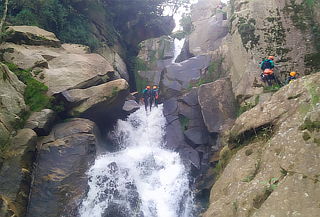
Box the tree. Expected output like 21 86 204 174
0 0 9 33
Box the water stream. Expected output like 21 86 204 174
79 105 194 217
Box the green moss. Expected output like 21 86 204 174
4 62 51 112
179 115 189 131
263 84 281 93
134 71 148 93
305 53 320 72
237 18 260 50
302 131 312 141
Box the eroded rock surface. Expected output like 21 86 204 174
25 109 56 136
6 26 61 47
0 64 26 147
0 129 37 217
27 118 98 217
204 73 320 217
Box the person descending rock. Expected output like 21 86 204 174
286 71 298 84
260 56 275 86
150 85 159 109
142 85 151 111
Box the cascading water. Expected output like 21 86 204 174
79 105 195 217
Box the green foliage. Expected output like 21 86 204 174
237 102 255 117
5 62 51 112
263 84 281 93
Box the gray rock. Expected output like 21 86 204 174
184 127 209 146
181 87 199 106
198 78 237 133
0 129 37 217
0 63 26 147
177 145 200 169
161 55 211 98
6 26 61 47
189 0 228 55
163 98 179 116
26 118 97 217
122 100 140 113
25 109 56 136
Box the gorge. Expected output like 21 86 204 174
0 0 319 217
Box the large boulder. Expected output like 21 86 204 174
26 118 98 217
204 73 320 217
161 55 211 98
97 45 129 81
188 0 228 55
0 63 26 147
6 26 61 48
0 129 37 217
42 53 117 95
198 78 237 133
25 109 56 136
60 79 129 118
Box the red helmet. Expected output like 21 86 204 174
268 56 275 60
146 85 151 89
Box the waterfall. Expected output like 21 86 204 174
79 105 194 217
172 38 185 63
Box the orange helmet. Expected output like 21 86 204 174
290 72 297 77
146 85 151 89
153 85 157 89
268 56 274 60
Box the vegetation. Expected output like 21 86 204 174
179 115 189 131
5 62 51 112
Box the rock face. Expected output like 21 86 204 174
0 129 37 217
27 118 98 217
97 45 129 81
188 0 228 55
204 72 320 217
136 36 175 85
225 0 320 101
0 26 130 96
198 78 237 133
163 89 211 172
6 26 61 47
0 63 26 147
25 109 56 136
60 79 129 118
161 55 211 98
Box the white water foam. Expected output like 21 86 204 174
79 105 194 217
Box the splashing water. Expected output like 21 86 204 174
79 105 194 217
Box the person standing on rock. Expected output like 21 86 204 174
142 85 151 111
150 85 159 109
260 56 276 86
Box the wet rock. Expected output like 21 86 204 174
0 129 37 217
26 118 98 217
181 87 199 106
163 98 179 116
123 100 140 113
175 39 194 63
6 26 61 47
198 78 237 133
25 109 56 136
184 127 209 147
0 63 26 147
